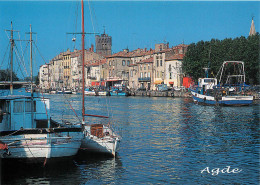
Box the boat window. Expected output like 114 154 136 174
25 101 36 112
13 101 24 113
204 79 215 83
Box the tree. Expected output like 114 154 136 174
183 33 260 84
0 69 22 89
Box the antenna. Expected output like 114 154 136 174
103 26 106 34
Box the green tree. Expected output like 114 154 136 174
183 33 260 84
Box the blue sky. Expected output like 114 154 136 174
0 1 259 78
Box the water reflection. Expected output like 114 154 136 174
1 95 259 184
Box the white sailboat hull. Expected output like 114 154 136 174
80 125 120 156
81 135 119 156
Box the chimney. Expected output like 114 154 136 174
90 44 94 52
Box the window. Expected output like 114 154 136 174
109 61 111 66
130 70 133 77
169 64 172 72
170 73 172 79
157 60 159 67
148 64 150 70
148 72 151 78
14 101 24 113
140 64 142 71
122 60 126 66
140 72 143 78
25 101 36 112
127 60 130 66
144 72 147 77
144 65 146 70
160 60 162 66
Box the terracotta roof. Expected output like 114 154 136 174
165 54 184 61
106 48 155 58
87 59 107 66
137 57 153 64
106 51 134 58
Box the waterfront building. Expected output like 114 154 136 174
50 52 64 90
130 48 154 90
106 49 132 87
152 44 169 90
62 49 71 89
136 57 153 90
39 64 49 91
85 59 107 87
128 62 139 90
95 30 112 57
71 50 81 91
165 53 184 88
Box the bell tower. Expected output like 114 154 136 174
95 28 112 56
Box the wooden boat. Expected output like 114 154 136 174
0 24 83 163
0 95 83 161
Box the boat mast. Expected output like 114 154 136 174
10 22 14 95
81 0 85 123
30 25 33 98
27 24 35 128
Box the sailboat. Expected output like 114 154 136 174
78 0 120 156
0 23 83 163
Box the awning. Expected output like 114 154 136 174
106 79 122 82
91 82 106 86
169 81 174 85
154 80 163 84
91 82 100 86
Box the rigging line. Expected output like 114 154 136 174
32 44 38 77
21 41 30 70
14 45 27 78
14 50 25 80
88 0 96 35
14 44 29 76
33 42 47 64
74 1 79 37
62 94 81 122
4 52 11 83
90 0 100 34
0 42 10 69
41 91 49 118
18 31 25 67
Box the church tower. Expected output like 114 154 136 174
95 29 112 56
249 17 256 36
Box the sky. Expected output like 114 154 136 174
0 1 259 78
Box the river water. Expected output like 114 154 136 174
1 95 259 184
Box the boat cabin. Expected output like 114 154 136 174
0 96 50 131
198 78 217 90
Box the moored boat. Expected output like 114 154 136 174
190 61 253 106
0 23 83 163
76 0 120 157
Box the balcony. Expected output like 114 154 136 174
138 77 151 82
87 76 97 80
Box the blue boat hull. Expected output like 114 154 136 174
192 95 253 106
110 91 128 96
190 89 253 106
